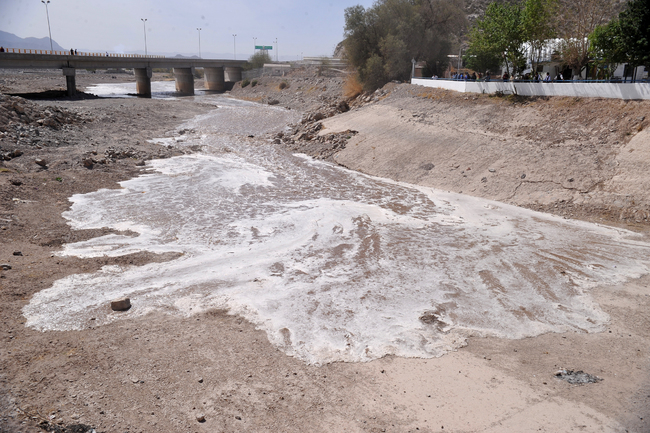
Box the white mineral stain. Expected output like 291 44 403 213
22 96 650 365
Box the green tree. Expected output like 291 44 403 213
589 20 624 79
248 51 272 69
466 2 524 76
343 0 466 91
463 42 502 74
588 0 649 81
521 0 557 75
616 0 650 77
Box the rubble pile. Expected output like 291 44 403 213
0 94 91 162
269 99 357 160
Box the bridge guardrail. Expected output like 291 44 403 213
0 47 164 59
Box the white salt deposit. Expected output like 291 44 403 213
22 96 650 365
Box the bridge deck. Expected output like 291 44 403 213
0 52 246 70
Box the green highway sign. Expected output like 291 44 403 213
255 45 273 50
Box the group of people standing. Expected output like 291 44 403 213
445 70 569 82
451 72 479 81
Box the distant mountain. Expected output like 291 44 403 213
0 30 65 51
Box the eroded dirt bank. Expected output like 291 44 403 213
231 77 650 229
1 69 650 433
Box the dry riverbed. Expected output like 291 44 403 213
1 68 650 433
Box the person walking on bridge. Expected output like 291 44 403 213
0 47 4 53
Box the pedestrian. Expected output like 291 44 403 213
544 72 551 82
74 49 78 55
485 72 491 82
70 48 74 55
503 71 509 82
0 46 4 53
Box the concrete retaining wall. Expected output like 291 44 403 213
411 78 650 100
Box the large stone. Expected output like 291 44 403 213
111 298 131 311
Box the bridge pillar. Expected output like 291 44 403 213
224 67 243 83
62 67 76 96
134 67 152 97
204 67 225 92
173 67 195 95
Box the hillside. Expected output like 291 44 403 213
0 30 65 51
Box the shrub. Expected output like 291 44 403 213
248 51 272 69
278 81 289 90
241 78 250 88
251 80 258 87
343 74 363 99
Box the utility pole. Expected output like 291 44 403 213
41 0 53 53
274 38 278 62
233 34 237 60
253 37 257 52
197 28 202 58
141 18 148 56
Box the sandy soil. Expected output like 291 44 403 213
1 68 650 433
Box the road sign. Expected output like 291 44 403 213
255 45 273 50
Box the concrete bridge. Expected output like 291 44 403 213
0 49 247 97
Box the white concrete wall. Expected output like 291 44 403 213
412 78 650 100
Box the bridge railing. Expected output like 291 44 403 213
0 47 164 58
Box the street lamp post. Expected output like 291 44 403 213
197 28 202 58
274 38 278 62
253 37 257 52
141 18 148 56
232 34 237 60
41 0 53 53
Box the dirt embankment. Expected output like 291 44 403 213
232 74 650 229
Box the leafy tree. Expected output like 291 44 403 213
521 0 557 75
343 0 466 91
465 2 524 76
248 51 272 69
463 42 502 74
589 20 624 79
616 0 650 77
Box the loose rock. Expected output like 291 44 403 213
110 297 131 311
555 369 602 384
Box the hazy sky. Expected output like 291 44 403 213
0 0 375 59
